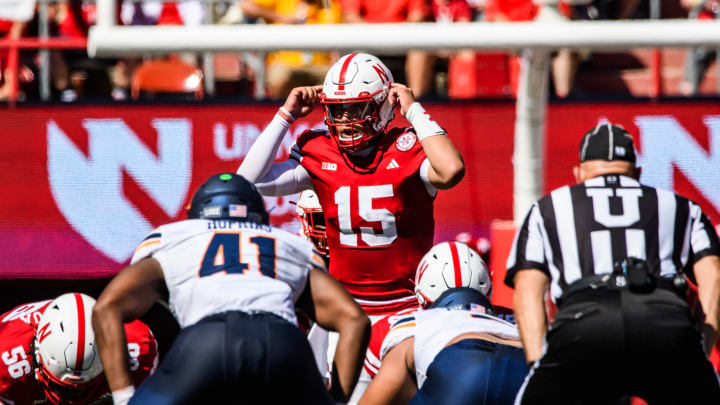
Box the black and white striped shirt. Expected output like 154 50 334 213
505 174 720 302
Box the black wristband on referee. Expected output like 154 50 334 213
528 361 537 369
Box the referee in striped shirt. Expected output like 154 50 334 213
506 123 720 404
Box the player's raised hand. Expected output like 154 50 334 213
283 85 324 119
388 83 416 117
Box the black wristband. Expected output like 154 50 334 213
527 361 537 369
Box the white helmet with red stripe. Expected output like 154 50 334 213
295 189 328 256
415 241 492 308
34 293 104 405
320 53 395 152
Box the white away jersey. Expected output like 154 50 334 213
380 307 520 387
132 219 326 328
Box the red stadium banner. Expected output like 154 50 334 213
0 101 719 278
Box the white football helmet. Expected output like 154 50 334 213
415 242 492 308
295 190 328 256
320 53 395 152
35 293 104 405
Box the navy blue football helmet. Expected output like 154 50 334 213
187 173 269 224
429 287 496 315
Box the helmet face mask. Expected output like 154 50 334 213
35 362 104 405
295 190 328 256
320 53 395 153
325 99 376 125
303 209 328 254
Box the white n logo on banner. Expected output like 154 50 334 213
47 119 192 262
636 116 720 214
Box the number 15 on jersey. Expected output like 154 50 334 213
334 185 398 247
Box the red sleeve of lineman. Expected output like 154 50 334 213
123 320 159 387
364 315 392 378
0 321 41 405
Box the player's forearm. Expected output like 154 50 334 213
331 314 371 402
91 305 133 391
694 255 720 353
236 111 293 182
513 270 549 363
254 160 312 196
406 102 464 189
357 339 416 405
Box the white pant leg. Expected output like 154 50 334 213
308 324 331 379
325 315 386 404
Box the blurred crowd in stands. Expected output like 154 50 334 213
0 0 717 102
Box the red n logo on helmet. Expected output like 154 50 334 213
372 64 389 84
37 323 52 344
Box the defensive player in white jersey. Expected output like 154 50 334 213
359 246 529 405
92 173 371 405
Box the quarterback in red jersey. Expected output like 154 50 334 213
0 293 157 405
237 53 464 315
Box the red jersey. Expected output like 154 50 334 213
364 307 418 377
0 301 158 405
291 127 435 314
